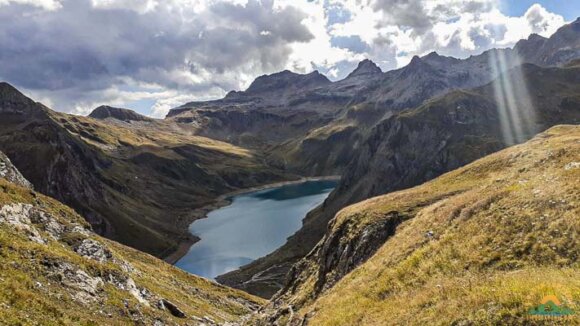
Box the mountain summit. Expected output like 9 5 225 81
346 59 382 78
0 82 34 106
244 70 330 95
89 105 152 122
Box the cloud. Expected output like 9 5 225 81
0 0 569 117
328 0 566 69
0 0 314 115
0 0 61 10
525 3 566 36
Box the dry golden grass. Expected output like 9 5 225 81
51 111 254 159
286 125 579 325
0 178 265 325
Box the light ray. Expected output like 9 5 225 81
488 47 538 145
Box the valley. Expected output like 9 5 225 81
0 8 578 325
175 179 337 294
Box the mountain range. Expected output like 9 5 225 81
0 16 579 325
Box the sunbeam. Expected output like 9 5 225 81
489 49 539 145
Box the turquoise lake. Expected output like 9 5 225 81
175 180 337 279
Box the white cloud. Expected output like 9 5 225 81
0 0 61 10
91 0 158 13
0 0 569 117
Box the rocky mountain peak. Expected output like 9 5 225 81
0 82 43 116
397 55 433 78
421 51 459 66
89 105 152 122
346 59 382 78
528 33 547 42
245 69 330 95
0 82 33 105
409 55 423 65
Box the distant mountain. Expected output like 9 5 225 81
515 17 580 66
345 59 382 79
89 105 152 122
167 18 580 178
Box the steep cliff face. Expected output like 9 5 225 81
0 154 264 325
258 125 580 325
0 83 292 257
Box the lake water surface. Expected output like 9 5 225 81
175 180 337 279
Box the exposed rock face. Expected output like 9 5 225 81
73 238 112 263
89 105 153 122
0 151 32 189
160 299 186 318
0 204 46 244
280 210 403 301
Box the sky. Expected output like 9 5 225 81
0 0 575 117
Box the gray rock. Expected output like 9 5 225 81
564 162 580 170
0 151 33 189
160 299 186 318
125 277 150 306
45 261 104 305
0 204 45 244
73 239 112 263
29 209 65 240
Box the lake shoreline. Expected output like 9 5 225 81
163 175 341 265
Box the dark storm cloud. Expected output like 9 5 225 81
0 0 313 111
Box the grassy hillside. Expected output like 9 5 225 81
0 82 293 257
260 125 579 325
0 173 264 325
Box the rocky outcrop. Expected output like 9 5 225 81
0 151 32 189
73 238 112 263
280 211 403 302
160 299 186 318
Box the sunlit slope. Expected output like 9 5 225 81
262 125 579 325
0 171 264 325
